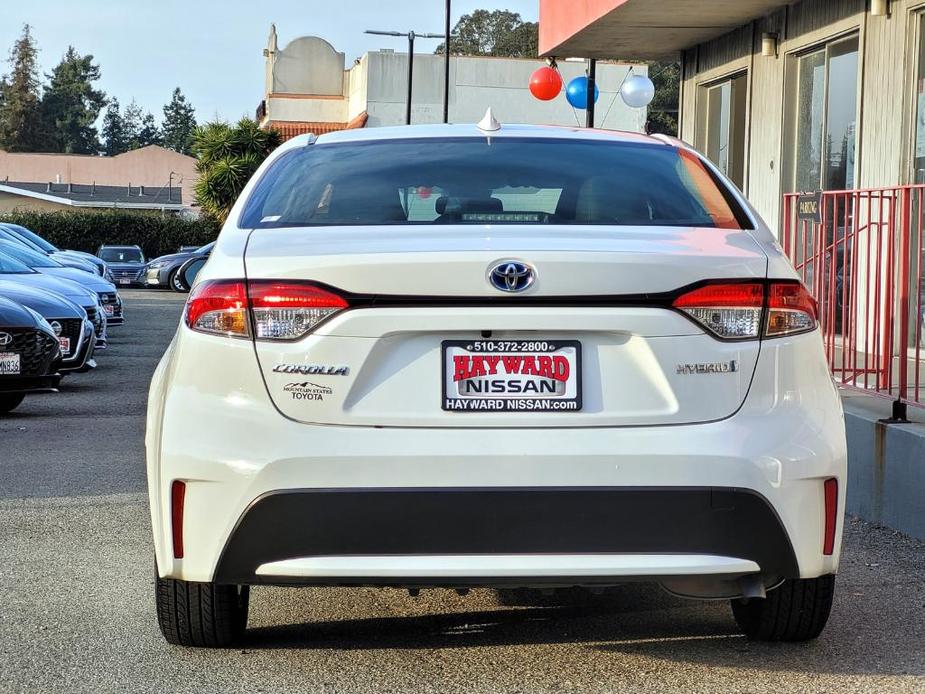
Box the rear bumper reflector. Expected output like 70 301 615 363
823 478 838 556
171 480 186 559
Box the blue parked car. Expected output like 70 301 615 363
0 240 124 325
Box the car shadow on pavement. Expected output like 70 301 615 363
242 582 925 677
245 584 736 651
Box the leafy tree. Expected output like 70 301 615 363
162 87 197 155
40 46 106 153
0 25 44 151
435 10 537 58
192 118 281 223
137 111 161 147
644 61 679 136
101 98 126 155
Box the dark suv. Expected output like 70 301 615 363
97 245 146 287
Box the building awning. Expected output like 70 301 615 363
539 0 789 59
267 111 368 142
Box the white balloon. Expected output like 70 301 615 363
620 74 655 109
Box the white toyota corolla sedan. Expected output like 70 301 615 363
147 122 846 647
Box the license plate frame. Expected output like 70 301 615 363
0 352 21 375
441 339 582 413
103 304 115 316
58 336 71 356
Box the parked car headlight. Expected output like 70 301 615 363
147 260 168 269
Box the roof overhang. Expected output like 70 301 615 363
539 0 790 59
0 184 185 211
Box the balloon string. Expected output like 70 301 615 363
552 63 583 127
599 65 634 130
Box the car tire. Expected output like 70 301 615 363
155 574 249 647
0 393 25 414
730 574 835 642
169 270 185 292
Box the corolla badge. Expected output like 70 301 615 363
488 260 535 293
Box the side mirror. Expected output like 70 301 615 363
177 258 207 292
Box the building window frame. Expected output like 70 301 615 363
695 70 749 191
782 31 862 195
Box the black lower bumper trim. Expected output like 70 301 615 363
0 374 61 393
213 487 800 585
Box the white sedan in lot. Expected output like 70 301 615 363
147 122 846 647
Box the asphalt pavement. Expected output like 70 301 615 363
1 290 923 693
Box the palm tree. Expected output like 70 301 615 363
192 118 281 223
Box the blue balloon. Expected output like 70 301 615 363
565 76 599 109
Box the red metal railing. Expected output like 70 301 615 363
782 186 925 409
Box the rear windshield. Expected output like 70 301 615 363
241 138 748 230
99 248 144 263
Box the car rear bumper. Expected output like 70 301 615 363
214 487 798 586
148 330 847 592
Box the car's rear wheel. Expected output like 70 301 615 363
0 393 25 414
169 269 185 292
731 575 835 641
155 574 249 647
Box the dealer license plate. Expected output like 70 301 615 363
103 304 115 316
119 279 131 285
58 337 71 356
0 353 20 375
442 340 581 412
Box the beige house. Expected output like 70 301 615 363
0 145 197 214
257 26 647 140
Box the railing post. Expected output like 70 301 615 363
897 186 912 404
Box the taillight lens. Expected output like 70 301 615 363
184 280 250 338
766 282 818 337
184 279 348 341
248 281 349 340
673 282 764 339
673 280 817 340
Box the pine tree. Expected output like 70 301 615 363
101 98 126 155
122 99 143 149
0 25 44 151
161 87 196 155
41 46 106 153
137 111 161 147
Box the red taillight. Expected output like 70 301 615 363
672 282 764 339
171 480 186 559
673 280 817 340
248 281 349 340
766 282 818 337
184 279 250 337
823 478 838 556
185 280 349 341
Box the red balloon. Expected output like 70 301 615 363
529 66 562 101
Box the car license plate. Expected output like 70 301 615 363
119 279 131 285
0 353 20 375
58 337 71 356
103 304 115 316
442 340 581 412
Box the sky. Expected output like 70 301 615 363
0 0 539 125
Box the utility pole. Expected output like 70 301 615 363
365 29 445 125
443 0 451 123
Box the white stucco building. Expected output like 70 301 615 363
256 26 647 140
